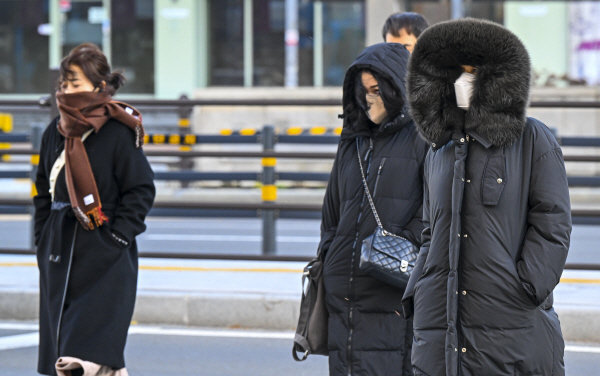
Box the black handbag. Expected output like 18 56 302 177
356 140 419 289
292 253 328 361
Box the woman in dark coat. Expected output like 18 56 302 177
319 42 428 375
33 43 155 375
402 19 571 376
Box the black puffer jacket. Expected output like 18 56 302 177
402 19 571 376
320 42 428 375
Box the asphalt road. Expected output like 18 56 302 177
0 323 328 376
0 216 598 263
1 323 599 376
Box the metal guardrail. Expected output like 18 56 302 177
0 245 596 269
0 125 342 255
3 147 600 163
2 98 600 108
559 137 600 147
5 131 600 148
2 97 600 264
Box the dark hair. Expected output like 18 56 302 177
59 43 125 95
382 12 429 41
352 69 404 125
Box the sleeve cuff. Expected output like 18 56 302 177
110 230 130 248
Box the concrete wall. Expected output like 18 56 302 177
192 86 600 136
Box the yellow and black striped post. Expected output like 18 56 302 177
0 113 13 162
261 125 277 255
178 95 194 187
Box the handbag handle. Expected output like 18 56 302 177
356 139 393 235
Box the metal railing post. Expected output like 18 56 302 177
30 123 43 250
261 125 277 255
177 94 194 188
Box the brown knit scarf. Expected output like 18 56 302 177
56 91 144 230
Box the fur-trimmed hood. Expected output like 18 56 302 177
408 18 531 149
341 42 411 140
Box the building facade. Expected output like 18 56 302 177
0 0 597 98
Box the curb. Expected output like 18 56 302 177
0 290 299 331
554 305 600 343
132 292 299 330
1 290 599 342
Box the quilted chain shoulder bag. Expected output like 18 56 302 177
356 139 419 290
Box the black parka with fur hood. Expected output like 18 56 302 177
320 42 428 375
402 19 571 376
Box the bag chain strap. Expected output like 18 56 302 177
356 139 395 236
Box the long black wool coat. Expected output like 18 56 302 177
320 42 428 375
34 117 155 375
402 19 571 376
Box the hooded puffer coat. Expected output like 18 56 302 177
402 19 571 376
320 42 428 375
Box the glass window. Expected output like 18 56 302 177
406 0 503 25
62 1 104 56
209 0 244 86
298 1 314 86
0 0 49 93
253 0 284 86
111 0 154 94
322 1 365 86
207 0 364 87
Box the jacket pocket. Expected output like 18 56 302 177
481 152 506 206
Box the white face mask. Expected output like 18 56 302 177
454 72 476 110
365 93 387 124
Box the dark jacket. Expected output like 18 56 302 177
34 117 155 375
402 19 571 376
320 43 428 375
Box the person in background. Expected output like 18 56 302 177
382 12 429 53
319 42 428 375
34 43 155 376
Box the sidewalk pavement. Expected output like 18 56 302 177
1 254 599 342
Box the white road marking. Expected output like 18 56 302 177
0 332 38 351
0 322 598 354
143 234 318 243
566 345 600 354
128 326 294 339
0 323 38 330
0 323 294 342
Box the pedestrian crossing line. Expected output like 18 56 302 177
1 262 600 281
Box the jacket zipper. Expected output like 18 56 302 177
56 223 78 358
347 138 374 375
372 157 386 199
